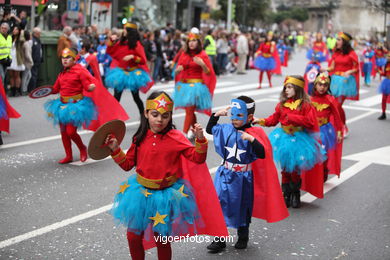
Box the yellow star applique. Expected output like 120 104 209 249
312 102 329 112
284 99 302 110
140 188 152 197
117 182 130 194
135 70 142 75
177 185 189 198
189 83 195 87
177 85 181 91
60 105 67 110
149 211 168 227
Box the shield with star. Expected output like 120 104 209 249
88 120 126 160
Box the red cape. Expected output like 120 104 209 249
300 104 325 198
326 95 343 176
175 50 216 115
143 130 228 249
246 127 289 223
272 46 282 75
0 77 21 133
68 64 129 131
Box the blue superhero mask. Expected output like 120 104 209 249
230 99 248 122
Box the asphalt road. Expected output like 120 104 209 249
1 49 389 260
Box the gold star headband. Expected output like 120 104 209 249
146 93 174 114
61 48 77 59
314 72 330 85
338 32 351 42
124 22 137 30
188 33 200 40
284 76 305 88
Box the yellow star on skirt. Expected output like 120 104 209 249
178 185 189 197
117 182 130 194
149 211 168 227
140 188 152 197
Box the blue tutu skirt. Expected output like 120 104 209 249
0 95 7 120
269 128 326 173
306 49 326 63
111 175 202 237
320 123 336 151
44 97 97 128
330 75 358 97
378 78 390 95
105 67 152 92
376 57 387 67
173 82 212 110
254 56 276 71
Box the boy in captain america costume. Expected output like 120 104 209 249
96 34 112 80
205 96 288 253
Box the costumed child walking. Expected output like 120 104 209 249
0 75 21 145
105 91 227 260
377 53 390 120
205 96 288 253
173 28 215 138
310 73 344 181
105 22 153 116
44 48 128 163
255 75 326 208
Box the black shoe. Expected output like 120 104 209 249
282 183 291 208
378 113 386 120
291 192 301 208
324 172 328 183
0 132 3 145
10 87 16 97
207 241 226 253
234 237 248 249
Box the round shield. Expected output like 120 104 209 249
307 68 319 83
29 85 53 99
88 120 126 160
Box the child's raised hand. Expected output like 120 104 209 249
238 130 255 142
123 54 134 61
175 65 184 74
191 123 205 140
252 117 265 126
193 56 205 66
104 134 119 151
215 106 231 117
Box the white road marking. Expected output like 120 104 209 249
231 86 283 97
345 111 376 124
300 160 372 203
343 146 390 166
353 94 382 107
0 167 220 249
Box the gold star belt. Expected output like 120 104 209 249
317 117 329 126
334 71 345 76
125 67 137 72
224 161 252 172
282 125 303 134
262 53 272 58
136 174 178 190
60 94 83 103
181 79 204 84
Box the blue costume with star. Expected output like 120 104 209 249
96 43 112 77
207 99 265 229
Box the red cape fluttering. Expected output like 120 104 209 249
246 127 289 222
175 50 216 115
0 77 21 133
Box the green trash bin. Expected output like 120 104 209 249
37 30 63 86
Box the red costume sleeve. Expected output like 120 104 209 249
264 104 281 127
246 127 289 223
0 77 21 133
110 143 136 171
